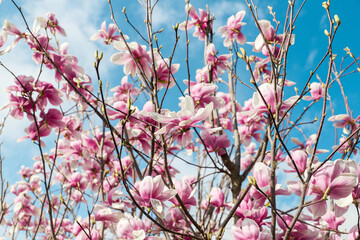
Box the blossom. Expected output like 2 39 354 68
94 204 123 223
150 95 214 146
36 12 66 36
131 175 177 215
154 58 180 90
90 21 125 45
200 130 230 156
242 82 297 120
169 178 197 208
218 11 246 47
205 43 231 76
285 150 308 174
110 41 152 78
231 218 271 240
308 159 358 218
179 4 210 41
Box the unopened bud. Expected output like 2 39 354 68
240 47 246 57
95 49 98 59
127 97 132 110
334 14 340 24
248 176 256 186
122 7 126 14
99 52 103 60
322 1 329 9
324 29 329 36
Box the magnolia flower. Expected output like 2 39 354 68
150 95 213 146
242 82 298 120
111 41 152 78
131 175 177 216
218 11 246 47
200 131 230 156
36 12 66 36
308 159 358 218
231 218 271 240
90 21 122 44
179 4 210 41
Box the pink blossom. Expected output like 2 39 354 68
154 58 180 90
169 178 197 208
231 218 271 240
200 130 230 156
218 11 246 47
179 4 210 41
308 160 358 218
131 175 177 213
320 210 345 231
205 43 231 76
328 114 357 132
184 81 224 109
243 82 297 120
36 12 66 36
94 204 123 223
208 187 227 208
111 41 152 78
285 150 308 174
90 21 122 45
40 108 65 129
150 95 213 146
117 215 152 240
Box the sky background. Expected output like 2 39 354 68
0 0 360 236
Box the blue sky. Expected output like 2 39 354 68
0 0 360 235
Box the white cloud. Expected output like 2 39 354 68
305 49 318 69
0 0 111 185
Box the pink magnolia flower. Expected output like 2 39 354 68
40 108 65 129
184 81 224 109
90 21 122 45
218 11 246 47
308 159 358 218
154 58 180 90
2 20 27 46
169 178 197 208
179 4 210 41
328 114 357 133
205 43 231 76
231 218 271 240
200 130 230 156
36 12 66 36
150 95 213 146
109 76 140 103
131 175 177 215
18 122 52 146
111 41 152 78
249 20 294 58
94 204 123 223
242 82 297 120
208 187 227 208
304 82 323 101
117 215 152 240
36 81 63 107
251 162 290 208
234 192 268 227
5 94 32 119
320 210 345 231
285 150 308 174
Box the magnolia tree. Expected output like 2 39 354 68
0 0 360 239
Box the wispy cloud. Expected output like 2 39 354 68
0 0 109 184
305 49 318 68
